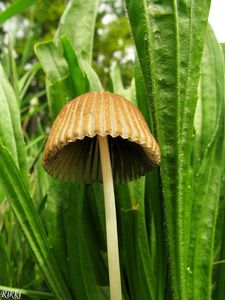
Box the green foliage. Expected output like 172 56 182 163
0 0 225 300
0 139 73 299
0 0 37 25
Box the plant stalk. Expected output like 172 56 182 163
98 135 122 300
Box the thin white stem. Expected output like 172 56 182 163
98 135 122 300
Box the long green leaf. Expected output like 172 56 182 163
194 26 224 169
125 1 211 299
109 64 134 101
34 41 69 83
187 26 225 299
19 63 41 100
213 41 225 300
134 60 152 129
46 180 71 287
0 64 29 189
61 36 89 96
35 41 74 120
187 100 224 299
55 0 99 64
116 181 156 300
81 58 103 91
61 35 103 93
134 61 166 299
64 184 103 300
0 234 12 285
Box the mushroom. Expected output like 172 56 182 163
42 91 160 300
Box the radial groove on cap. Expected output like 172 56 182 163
43 91 160 183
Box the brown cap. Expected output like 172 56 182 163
43 91 160 183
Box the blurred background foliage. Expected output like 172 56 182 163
0 0 134 88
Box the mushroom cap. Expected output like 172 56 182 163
43 91 160 183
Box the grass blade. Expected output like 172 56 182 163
61 36 89 95
35 41 74 120
34 41 69 83
187 26 225 299
55 0 99 64
109 64 134 101
125 1 211 298
61 35 103 93
0 234 12 285
187 100 224 299
0 64 29 189
116 181 156 300
19 63 41 100
135 59 167 298
213 41 225 300
63 184 104 299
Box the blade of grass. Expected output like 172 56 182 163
22 90 46 107
35 41 74 120
46 180 71 287
61 36 89 95
188 26 225 299
125 1 211 298
34 41 69 83
21 102 48 123
19 63 41 100
63 183 103 299
187 96 224 299
145 170 166 300
134 60 152 129
116 181 156 300
213 41 225 300
194 26 223 170
134 60 167 299
8 36 20 103
0 63 29 189
25 135 45 152
109 64 134 101
55 0 99 64
81 58 103 91
0 234 12 285
45 77 74 120
125 1 183 297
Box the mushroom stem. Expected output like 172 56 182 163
98 135 122 300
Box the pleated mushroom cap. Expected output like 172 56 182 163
43 91 160 183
